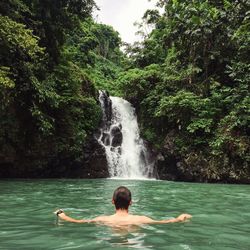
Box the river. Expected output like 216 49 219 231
0 179 249 249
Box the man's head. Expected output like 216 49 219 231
112 186 132 210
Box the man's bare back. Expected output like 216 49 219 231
90 212 191 225
55 186 192 226
90 210 155 225
56 209 191 226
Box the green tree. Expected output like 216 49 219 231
119 0 250 182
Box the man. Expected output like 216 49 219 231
55 186 192 225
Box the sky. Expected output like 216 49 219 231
93 0 159 44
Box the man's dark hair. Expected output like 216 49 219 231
113 186 132 210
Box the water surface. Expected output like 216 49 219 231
0 179 249 249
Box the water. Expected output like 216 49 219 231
1 179 250 250
98 92 154 178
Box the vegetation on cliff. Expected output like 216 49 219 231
0 0 122 177
117 0 250 182
0 0 249 182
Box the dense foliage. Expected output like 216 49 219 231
0 0 122 177
1 0 249 182
118 0 250 182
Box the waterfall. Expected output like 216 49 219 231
97 91 155 179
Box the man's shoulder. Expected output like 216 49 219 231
90 214 155 225
91 215 113 222
130 215 155 223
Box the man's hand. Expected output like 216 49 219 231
54 209 65 216
177 213 192 221
54 209 86 223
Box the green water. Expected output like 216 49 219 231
0 179 249 250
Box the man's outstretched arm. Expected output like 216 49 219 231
55 209 88 223
141 213 192 224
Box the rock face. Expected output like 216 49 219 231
141 140 158 178
154 130 183 181
99 90 112 128
154 130 212 182
153 130 250 184
81 135 109 178
110 124 123 147
80 91 112 178
99 91 123 149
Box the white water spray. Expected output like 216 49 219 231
98 91 154 179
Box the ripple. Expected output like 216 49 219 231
0 179 250 250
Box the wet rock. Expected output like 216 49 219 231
81 135 109 178
140 140 158 178
110 124 123 147
101 132 110 146
152 131 183 181
99 90 112 125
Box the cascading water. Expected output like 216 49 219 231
98 91 155 179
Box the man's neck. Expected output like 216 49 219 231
115 209 129 215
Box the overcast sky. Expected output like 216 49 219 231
93 0 159 44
